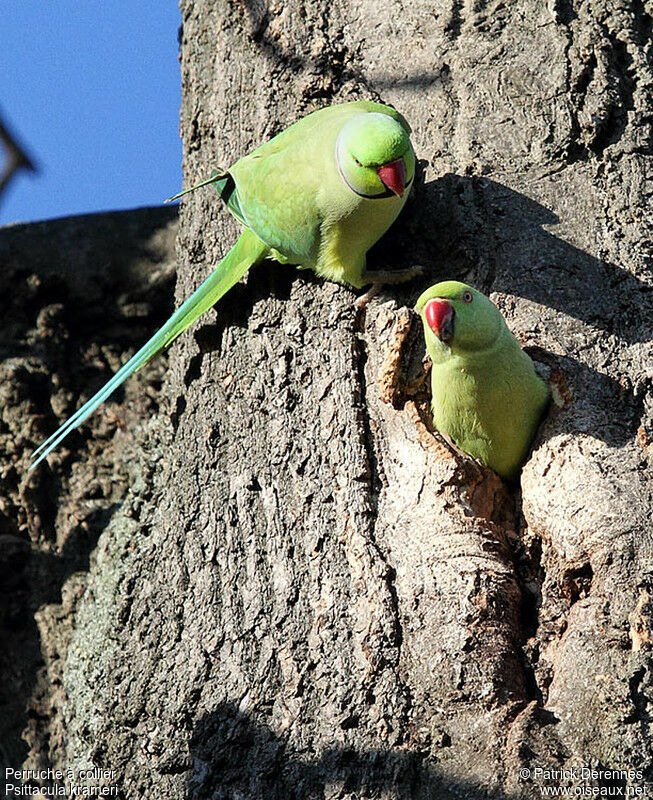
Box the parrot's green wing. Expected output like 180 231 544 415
30 229 269 471
166 170 247 227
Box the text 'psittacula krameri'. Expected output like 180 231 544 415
31 101 416 469
416 281 550 481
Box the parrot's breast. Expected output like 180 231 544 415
313 188 409 287
430 351 549 481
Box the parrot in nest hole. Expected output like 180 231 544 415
30 101 418 470
415 281 550 481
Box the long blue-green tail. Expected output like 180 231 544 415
30 228 269 471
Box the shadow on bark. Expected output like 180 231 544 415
188 702 510 800
236 0 454 94
373 174 650 346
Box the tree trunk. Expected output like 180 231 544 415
4 0 653 798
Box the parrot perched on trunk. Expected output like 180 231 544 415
415 281 549 481
30 101 417 470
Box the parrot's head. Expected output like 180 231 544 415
415 281 506 363
336 112 415 199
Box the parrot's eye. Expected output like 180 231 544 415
462 290 473 303
353 156 362 167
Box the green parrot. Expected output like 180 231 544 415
30 101 416 470
415 281 549 481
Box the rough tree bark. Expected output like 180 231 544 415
0 207 178 780
2 0 652 798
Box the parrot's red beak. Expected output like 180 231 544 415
425 298 455 343
377 158 406 197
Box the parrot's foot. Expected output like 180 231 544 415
355 265 425 309
362 264 425 286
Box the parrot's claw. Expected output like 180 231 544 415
354 284 382 309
